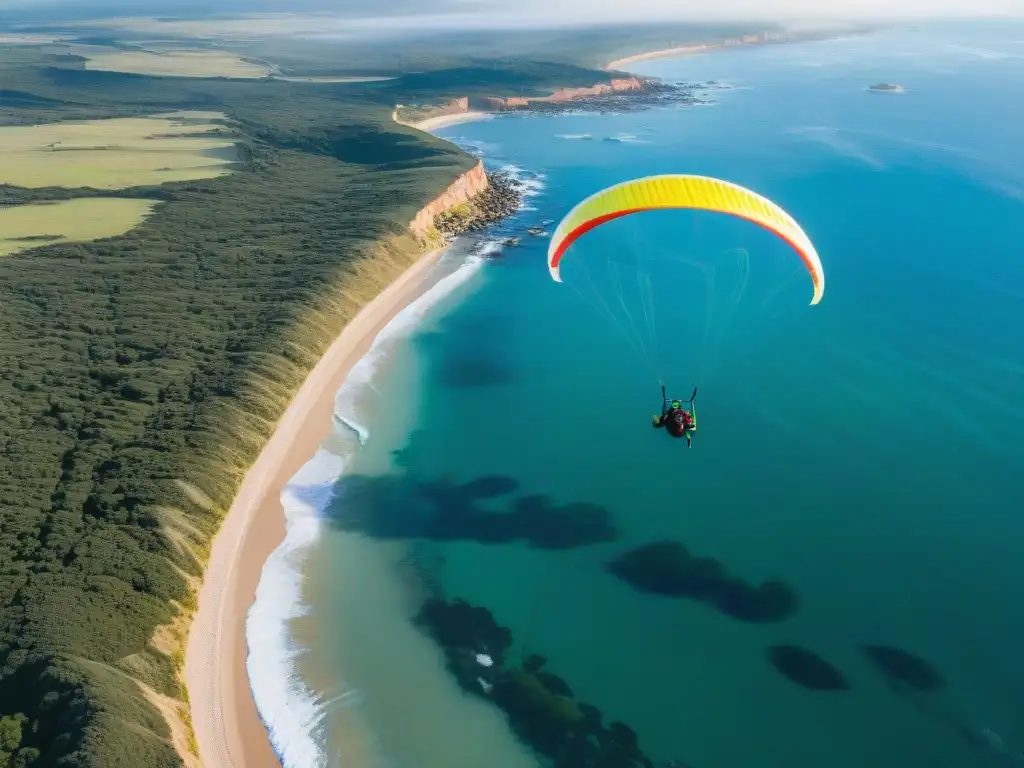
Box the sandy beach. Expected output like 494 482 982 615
412 110 493 132
605 43 717 71
184 245 448 768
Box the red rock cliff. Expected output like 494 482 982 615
409 159 488 237
482 76 646 111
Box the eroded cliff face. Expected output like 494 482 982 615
409 159 488 238
397 76 649 124
482 76 646 110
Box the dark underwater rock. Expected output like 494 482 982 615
523 653 547 673
860 645 944 691
536 671 573 698
767 645 850 691
460 475 520 499
606 540 798 623
606 541 720 598
717 579 799 623
333 470 619 550
414 596 656 768
608 721 639 750
414 597 512 667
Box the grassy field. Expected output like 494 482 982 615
0 198 158 256
0 112 238 189
81 49 273 78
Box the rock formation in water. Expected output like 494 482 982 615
606 540 798 622
767 645 851 691
330 471 619 550
860 645 944 691
414 596 664 767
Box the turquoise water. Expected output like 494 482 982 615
301 23 1024 768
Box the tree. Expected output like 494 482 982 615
0 714 27 768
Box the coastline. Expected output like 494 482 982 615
412 110 493 132
184 243 450 768
182 25 848 768
603 28 858 72
605 43 716 71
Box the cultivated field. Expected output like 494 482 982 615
0 111 238 189
82 49 273 78
0 197 158 256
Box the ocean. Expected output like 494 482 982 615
248 22 1024 768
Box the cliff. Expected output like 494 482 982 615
481 76 646 111
396 76 651 126
409 159 489 238
408 161 523 246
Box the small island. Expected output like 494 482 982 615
869 82 905 93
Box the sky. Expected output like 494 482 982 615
2 0 1021 26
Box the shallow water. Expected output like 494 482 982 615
256 22 1024 768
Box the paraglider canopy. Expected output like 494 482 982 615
546 174 825 306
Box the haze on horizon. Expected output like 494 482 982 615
3 0 1022 27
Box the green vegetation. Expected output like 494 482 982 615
0 42 484 768
1 713 39 768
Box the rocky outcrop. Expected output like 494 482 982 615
407 161 523 244
482 76 646 111
869 82 904 92
409 160 488 238
432 171 522 239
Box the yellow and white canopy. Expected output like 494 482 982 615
547 174 825 306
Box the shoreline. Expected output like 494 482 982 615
184 243 450 768
184 26 848 768
605 42 719 71
411 110 494 132
604 29 857 72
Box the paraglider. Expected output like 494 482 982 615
652 384 697 448
546 174 825 447
547 174 825 306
